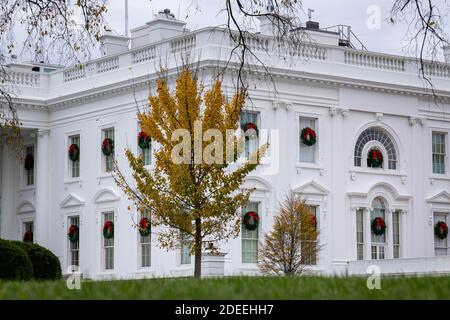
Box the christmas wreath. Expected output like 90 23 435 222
68 144 80 161
103 220 114 239
24 154 34 171
308 213 317 228
67 225 79 242
435 221 448 240
367 148 383 168
101 138 114 156
23 230 33 243
371 217 386 236
243 211 259 231
301 127 316 146
138 131 151 150
138 217 151 236
243 122 258 138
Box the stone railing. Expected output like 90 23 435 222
132 45 156 64
423 61 450 78
344 50 405 72
96 56 119 74
5 71 41 87
170 35 196 54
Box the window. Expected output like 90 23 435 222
434 213 449 256
138 124 152 166
301 206 318 265
432 132 446 174
24 145 34 186
69 135 80 178
242 202 259 263
102 128 115 173
370 197 386 260
392 211 400 258
240 111 259 159
139 210 151 268
68 216 80 270
299 117 317 164
356 209 364 260
180 232 191 265
102 211 114 270
354 127 397 169
23 221 34 243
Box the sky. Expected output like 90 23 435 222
101 0 449 59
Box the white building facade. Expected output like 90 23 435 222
1 11 450 279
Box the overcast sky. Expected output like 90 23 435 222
101 0 449 59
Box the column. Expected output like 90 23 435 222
386 208 393 259
0 146 16 239
363 208 372 260
35 129 50 246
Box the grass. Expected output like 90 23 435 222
1 276 450 299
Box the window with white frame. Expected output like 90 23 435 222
299 117 317 164
102 128 115 173
138 124 152 166
139 210 151 268
432 132 446 174
24 145 34 186
301 205 318 265
356 209 364 260
354 127 397 170
68 216 80 270
240 111 259 159
242 202 259 263
370 197 387 260
68 135 80 178
102 211 114 270
434 213 449 256
23 221 34 243
180 232 191 265
392 210 401 258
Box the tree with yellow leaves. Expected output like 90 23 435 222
115 68 267 278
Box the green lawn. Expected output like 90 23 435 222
1 276 450 299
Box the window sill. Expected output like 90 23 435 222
19 186 35 192
350 168 407 177
295 162 322 170
430 174 450 181
97 172 117 180
64 178 82 185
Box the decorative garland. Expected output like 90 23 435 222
371 217 386 236
23 230 33 243
243 211 259 231
103 221 114 239
24 154 34 171
138 217 151 237
68 144 80 162
367 148 383 168
67 225 79 242
301 127 317 146
138 131 151 150
243 122 258 138
101 138 114 156
435 221 449 240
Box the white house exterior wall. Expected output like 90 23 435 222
1 15 450 279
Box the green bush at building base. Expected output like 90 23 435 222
0 239 34 280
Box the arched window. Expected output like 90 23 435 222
354 127 397 169
371 197 387 260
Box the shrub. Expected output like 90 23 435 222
11 241 62 280
0 239 34 280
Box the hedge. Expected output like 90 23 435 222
10 241 62 280
0 239 34 280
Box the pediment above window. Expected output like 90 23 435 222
17 201 36 214
292 180 329 196
93 188 120 204
60 194 85 208
427 191 450 204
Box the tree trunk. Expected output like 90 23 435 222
193 218 202 278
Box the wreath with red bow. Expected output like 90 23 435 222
103 221 114 239
367 148 383 168
301 127 317 146
67 225 79 242
138 217 151 237
308 214 317 228
371 217 386 236
435 221 448 240
68 144 80 161
101 138 114 156
243 122 258 138
243 211 260 231
138 131 151 150
24 154 34 171
23 230 33 243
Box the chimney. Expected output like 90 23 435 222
306 20 320 30
444 45 450 63
100 31 129 56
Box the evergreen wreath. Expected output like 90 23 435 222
243 122 258 138
24 154 34 171
435 221 448 240
367 148 383 168
138 131 151 150
243 211 259 231
23 230 33 243
68 144 80 161
67 225 79 242
101 138 114 156
301 127 317 146
371 217 386 236
138 217 151 237
103 221 114 239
